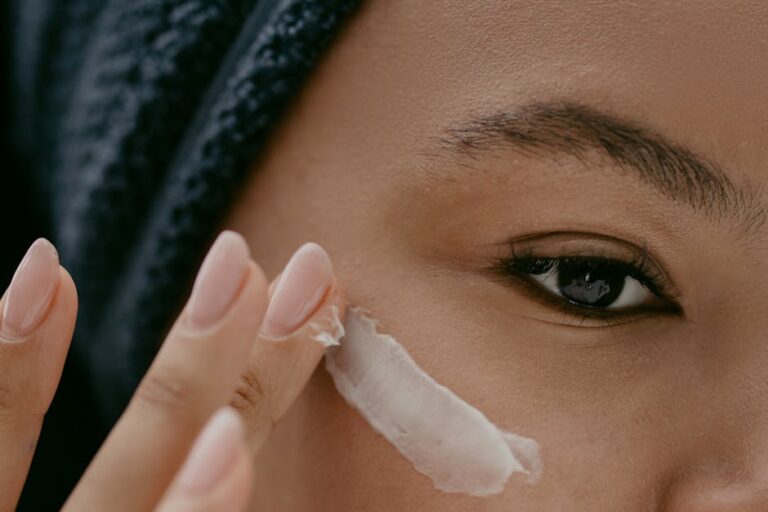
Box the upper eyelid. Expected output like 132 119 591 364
507 251 667 294
498 231 684 301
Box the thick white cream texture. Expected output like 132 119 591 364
308 305 345 347
323 306 542 497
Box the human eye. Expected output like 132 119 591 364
492 232 683 326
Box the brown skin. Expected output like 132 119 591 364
225 1 768 510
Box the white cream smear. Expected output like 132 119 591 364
322 306 542 497
308 305 345 347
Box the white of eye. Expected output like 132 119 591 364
529 268 653 310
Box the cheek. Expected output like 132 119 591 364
223 130 689 510
230 187 672 509
255 368 544 511
252 366 435 510
275 268 690 505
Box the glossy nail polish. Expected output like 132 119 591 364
185 231 250 330
1 238 60 340
260 242 333 338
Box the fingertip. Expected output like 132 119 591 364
226 440 256 510
303 275 347 347
261 243 332 337
175 407 245 493
0 239 61 342
54 265 79 319
157 408 254 512
267 270 283 301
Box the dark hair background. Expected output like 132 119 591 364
2 1 359 509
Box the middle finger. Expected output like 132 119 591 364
64 231 267 512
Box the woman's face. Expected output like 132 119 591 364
224 1 768 510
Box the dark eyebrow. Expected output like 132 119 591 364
431 100 766 238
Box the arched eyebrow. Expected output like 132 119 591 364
431 100 766 238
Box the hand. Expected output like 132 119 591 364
0 231 345 511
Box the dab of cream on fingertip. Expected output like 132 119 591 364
307 304 345 347
323 306 543 497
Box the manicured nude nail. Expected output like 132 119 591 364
1 238 60 340
186 231 250 329
260 242 333 338
176 407 244 493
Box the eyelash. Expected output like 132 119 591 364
493 246 681 325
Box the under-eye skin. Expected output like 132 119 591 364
489 232 684 326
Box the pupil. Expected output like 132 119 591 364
556 259 625 307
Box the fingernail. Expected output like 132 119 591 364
260 242 333 338
177 407 244 493
186 231 250 329
1 238 60 340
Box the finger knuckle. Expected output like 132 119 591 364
229 367 269 418
0 383 45 426
0 382 11 412
134 368 194 414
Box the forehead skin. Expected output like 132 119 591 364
324 0 766 182
226 1 768 511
